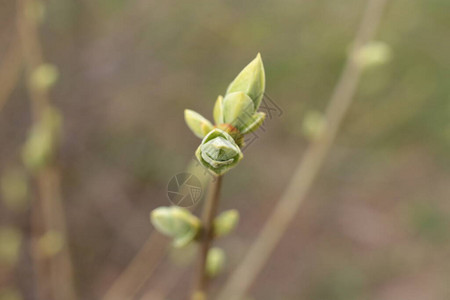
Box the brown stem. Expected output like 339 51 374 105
191 175 223 300
0 34 23 113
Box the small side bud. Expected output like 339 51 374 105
38 230 64 257
355 41 392 69
184 109 214 138
226 53 265 110
213 209 239 238
206 247 225 277
302 110 326 141
150 206 201 247
241 112 266 134
22 106 62 171
31 64 59 90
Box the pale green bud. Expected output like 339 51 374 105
206 247 225 277
226 53 265 110
22 107 62 171
38 230 64 257
241 112 266 134
222 92 256 132
355 41 392 69
302 110 326 140
150 206 201 247
31 64 59 90
195 129 243 175
184 109 214 138
213 95 224 124
213 209 239 238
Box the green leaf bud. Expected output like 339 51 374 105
302 110 326 140
213 209 239 238
355 41 392 69
22 106 62 171
150 206 201 247
38 230 64 257
206 247 226 277
31 64 59 90
195 129 243 175
241 112 266 134
222 92 256 132
226 53 265 110
213 95 224 124
184 109 214 138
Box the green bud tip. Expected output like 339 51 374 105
22 106 62 171
195 129 243 175
226 53 265 110
150 206 201 247
184 109 214 139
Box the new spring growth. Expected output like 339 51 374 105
206 247 226 277
195 129 243 175
150 206 201 247
22 106 62 171
213 209 239 238
184 54 266 175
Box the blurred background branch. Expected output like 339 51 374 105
16 0 77 299
216 0 390 299
101 232 168 300
0 34 22 113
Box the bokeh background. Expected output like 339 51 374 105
1 0 450 299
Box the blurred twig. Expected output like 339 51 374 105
0 35 23 113
215 0 390 299
192 175 223 300
138 262 187 300
102 232 168 300
16 0 77 299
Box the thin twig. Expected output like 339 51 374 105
192 175 223 300
16 0 77 299
101 232 168 300
215 0 389 299
0 35 23 113
138 262 188 300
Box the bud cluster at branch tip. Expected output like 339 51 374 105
184 53 266 175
